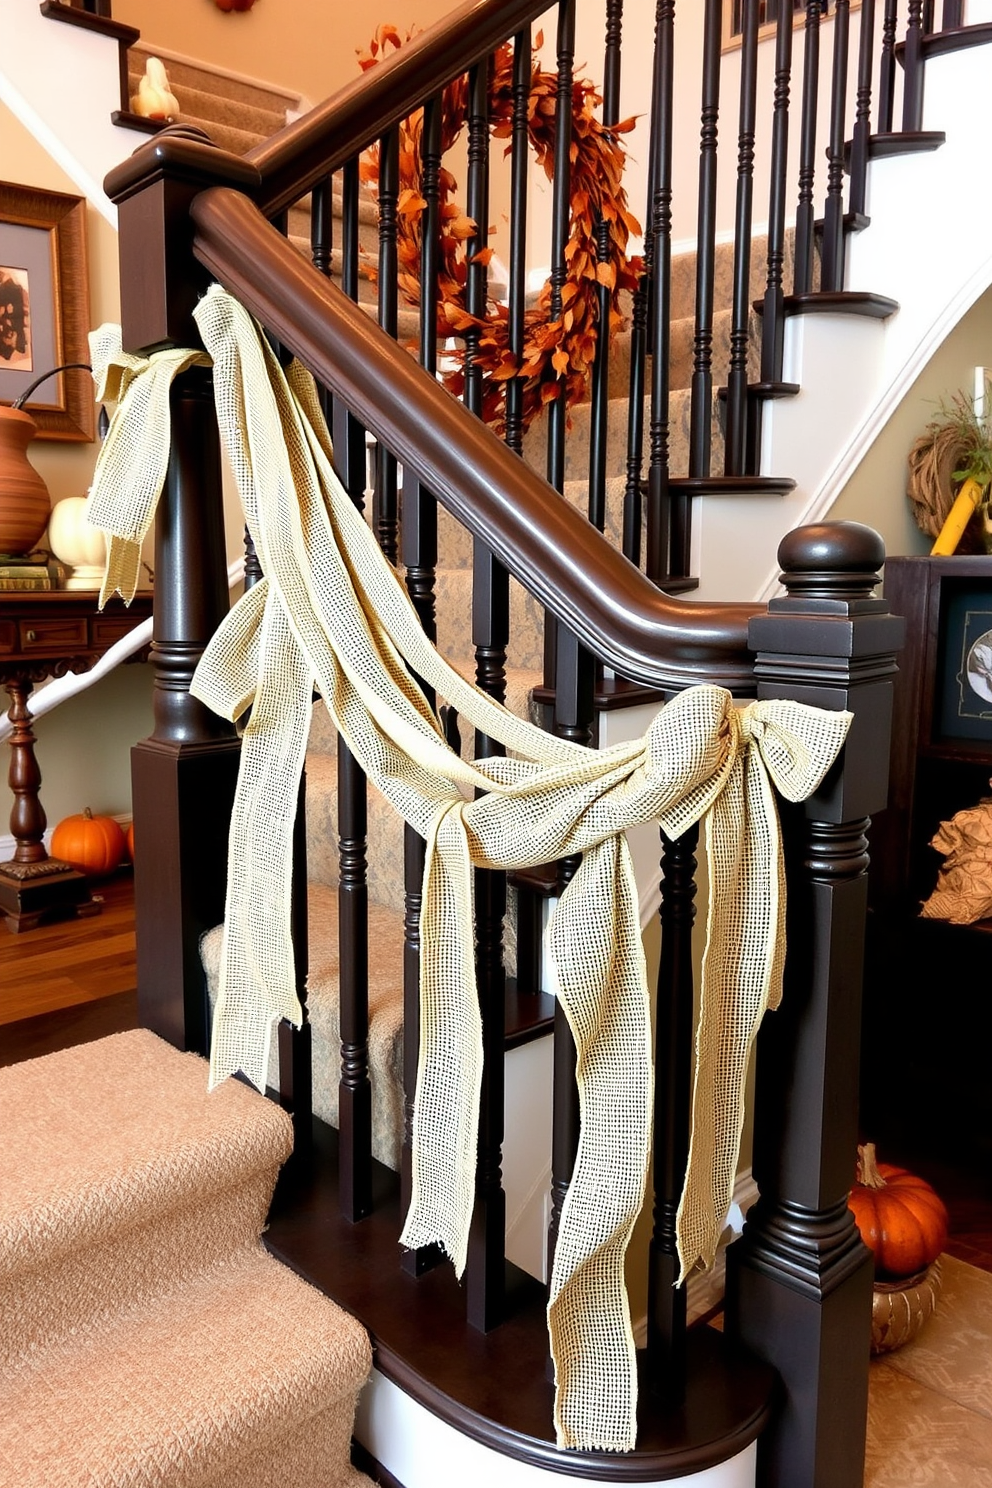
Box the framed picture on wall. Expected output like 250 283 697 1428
934 580 992 745
0 181 94 442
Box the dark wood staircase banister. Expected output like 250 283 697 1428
245 0 551 218
189 185 763 694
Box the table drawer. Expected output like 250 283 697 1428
18 618 89 653
0 620 16 655
91 614 144 648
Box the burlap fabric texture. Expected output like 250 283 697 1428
920 788 992 924
86 287 851 1455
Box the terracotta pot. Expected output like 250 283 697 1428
0 405 50 556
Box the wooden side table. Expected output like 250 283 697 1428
0 589 153 932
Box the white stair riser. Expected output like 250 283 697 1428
356 1372 758 1488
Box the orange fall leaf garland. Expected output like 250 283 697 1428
358 27 643 434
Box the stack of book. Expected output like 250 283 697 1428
0 556 69 593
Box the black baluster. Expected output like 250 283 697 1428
546 623 594 1329
848 0 875 220
374 126 400 564
310 176 332 277
326 157 374 1217
505 28 531 462
621 272 647 566
396 100 447 1269
587 0 624 534
337 742 371 1219
794 2 824 295
689 0 722 486
647 822 699 1397
243 526 263 590
404 94 442 644
724 0 759 478
400 826 440 1275
332 157 370 509
941 1 964 26
462 57 508 1332
464 62 491 423
548 998 580 1297
760 0 794 386
543 1 582 1315
310 176 334 429
645 0 676 583
820 0 852 294
543 0 576 694
546 0 575 499
877 0 898 134
902 2 926 131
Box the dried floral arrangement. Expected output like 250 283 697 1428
908 377 992 554
358 27 643 434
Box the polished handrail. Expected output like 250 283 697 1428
247 0 550 217
191 188 761 691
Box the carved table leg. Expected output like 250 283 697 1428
0 678 97 933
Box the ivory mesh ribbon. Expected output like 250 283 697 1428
85 325 210 606
87 287 851 1454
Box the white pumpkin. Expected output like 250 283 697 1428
48 496 106 589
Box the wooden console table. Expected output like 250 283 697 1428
0 590 153 932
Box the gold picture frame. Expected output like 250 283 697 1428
0 181 94 442
722 1 862 54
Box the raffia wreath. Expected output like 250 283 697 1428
358 27 643 434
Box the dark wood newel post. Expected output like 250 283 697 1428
725 522 904 1488
105 131 262 1054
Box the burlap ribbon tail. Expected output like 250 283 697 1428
86 286 851 1455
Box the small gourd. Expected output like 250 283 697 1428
51 807 126 878
849 1142 949 1280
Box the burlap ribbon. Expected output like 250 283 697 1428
87 287 851 1454
86 325 210 606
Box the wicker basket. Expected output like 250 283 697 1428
871 1259 942 1354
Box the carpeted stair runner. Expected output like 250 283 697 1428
0 1029 372 1488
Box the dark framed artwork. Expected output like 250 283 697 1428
934 581 992 745
0 181 94 442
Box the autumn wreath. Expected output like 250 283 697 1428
358 27 643 434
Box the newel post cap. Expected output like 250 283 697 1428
106 125 262 355
774 521 886 608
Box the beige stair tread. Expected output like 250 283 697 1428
0 1029 292 1279
288 194 379 243
524 384 722 486
133 77 288 139
173 112 269 156
0 1244 371 1488
204 880 404 1170
130 43 301 115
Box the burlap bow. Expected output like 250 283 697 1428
86 325 210 607
89 287 851 1454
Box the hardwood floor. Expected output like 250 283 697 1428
0 873 137 1066
1 875 990 1273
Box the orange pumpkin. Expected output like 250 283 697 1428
126 820 135 863
849 1143 948 1280
51 808 126 878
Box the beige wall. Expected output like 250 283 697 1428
115 0 462 105
0 102 120 510
831 285 992 563
1 99 152 827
